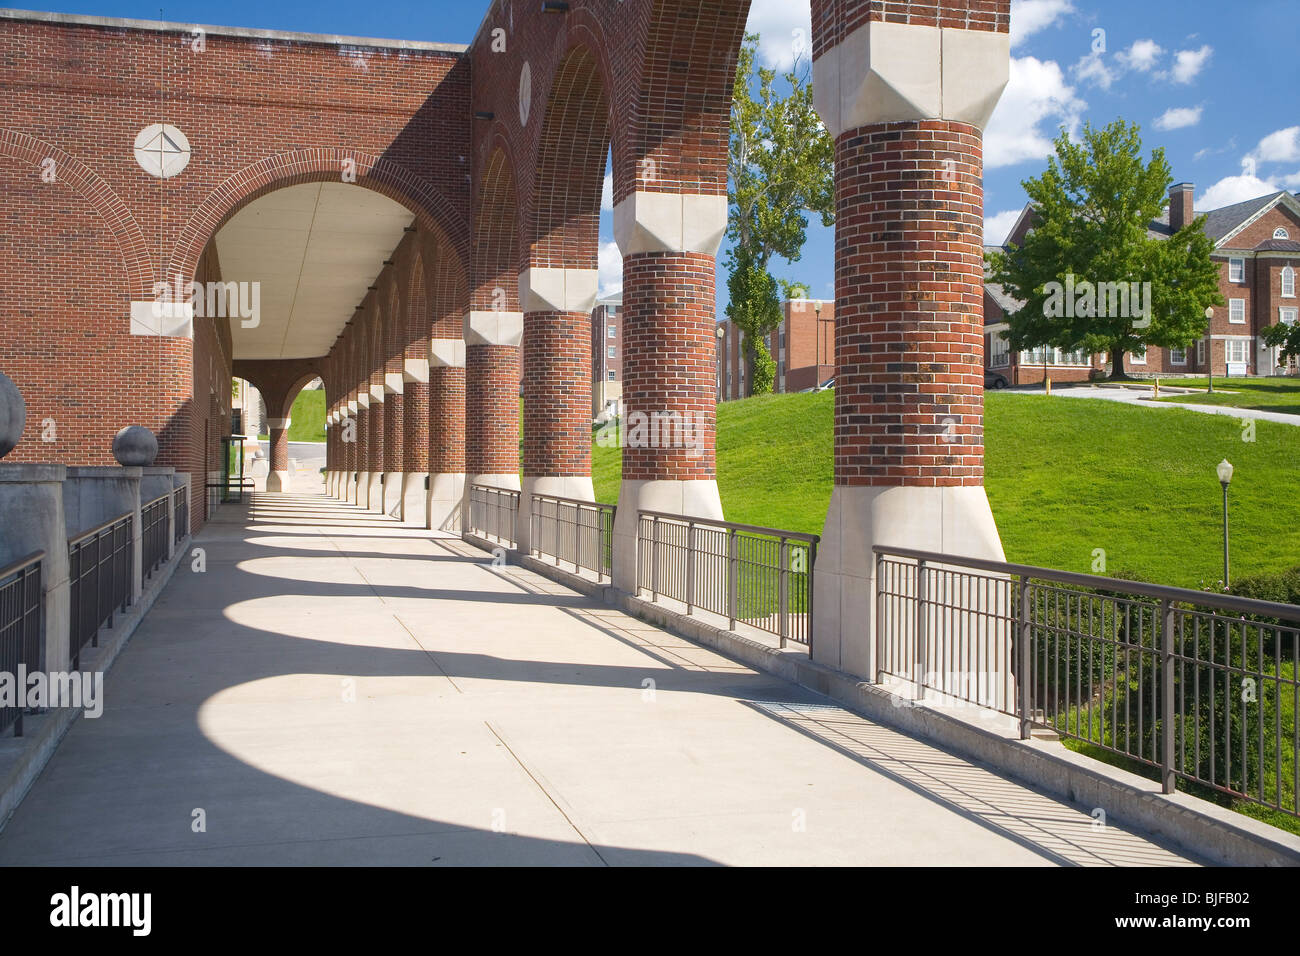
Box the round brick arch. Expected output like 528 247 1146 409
473 144 522 310
0 129 155 298
166 147 471 290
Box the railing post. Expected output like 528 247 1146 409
778 537 790 649
685 521 696 615
1160 597 1176 794
1018 574 1032 740
875 550 885 683
727 526 739 630
650 515 660 602
915 559 928 701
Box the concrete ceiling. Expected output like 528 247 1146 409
216 182 414 360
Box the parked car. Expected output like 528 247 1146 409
813 377 835 392
984 370 1009 390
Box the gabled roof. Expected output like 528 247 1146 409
1202 191 1296 246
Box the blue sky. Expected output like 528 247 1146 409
31 0 1300 314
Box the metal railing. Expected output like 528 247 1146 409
529 494 615 582
68 512 133 671
173 484 189 546
142 493 170 579
637 511 817 648
875 545 1300 819
467 483 520 548
0 551 43 736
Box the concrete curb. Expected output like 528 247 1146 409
0 534 191 832
514 550 1300 866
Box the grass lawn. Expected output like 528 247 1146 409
593 390 1300 588
1154 377 1300 416
286 389 326 442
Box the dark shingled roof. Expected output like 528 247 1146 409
1254 238 1300 253
1200 191 1290 245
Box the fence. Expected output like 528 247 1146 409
467 483 520 548
875 545 1300 820
173 483 189 546
68 513 133 671
528 494 614 582
0 551 43 736
637 511 817 648
142 493 170 580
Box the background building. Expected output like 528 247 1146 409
717 299 836 400
591 294 622 417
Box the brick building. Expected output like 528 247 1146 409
985 185 1300 383
591 294 621 417
717 299 836 400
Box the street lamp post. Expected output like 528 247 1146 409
1217 458 1233 588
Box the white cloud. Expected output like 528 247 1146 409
1250 126 1300 165
1115 39 1163 72
1280 171 1300 189
1197 173 1280 211
1154 106 1202 131
1164 45 1212 84
597 240 623 298
1072 51 1115 89
984 209 1023 246
601 173 613 211
985 57 1086 169
1009 0 1074 49
744 0 813 70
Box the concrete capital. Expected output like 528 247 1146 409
403 358 430 383
613 191 728 257
463 311 523 348
130 300 194 339
384 372 404 395
430 338 466 368
369 383 385 404
812 19 1009 137
347 399 359 415
518 267 599 314
356 391 371 409
267 418 291 430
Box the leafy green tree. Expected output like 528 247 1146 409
987 121 1223 380
1262 318 1300 364
725 33 834 395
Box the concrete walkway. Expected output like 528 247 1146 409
0 494 1202 866
1009 383 1300 426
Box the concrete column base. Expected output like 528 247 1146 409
366 472 384 512
382 471 404 518
518 475 595 554
355 472 371 508
611 478 723 594
266 470 290 493
400 473 430 526
429 473 466 533
812 484 1006 684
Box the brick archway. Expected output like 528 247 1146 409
167 148 470 288
0 129 155 298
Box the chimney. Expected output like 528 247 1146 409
1169 182 1195 232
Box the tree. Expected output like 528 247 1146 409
724 33 834 395
1262 316 1300 366
987 120 1223 380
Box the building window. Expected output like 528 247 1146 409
990 334 1010 368
1129 347 1147 365
1229 299 1246 324
608 324 616 338
1282 307 1299 326
1283 266 1296 298
607 370 616 381
608 346 615 358
1227 339 1249 365
1170 347 1187 365
1229 258 1245 283
1275 228 1291 240
1197 339 1206 364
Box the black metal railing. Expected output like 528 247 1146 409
173 483 189 546
142 493 169 579
467 483 520 548
0 551 43 736
637 511 817 648
875 545 1300 820
68 513 133 670
529 494 614 582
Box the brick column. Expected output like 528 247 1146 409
401 359 431 525
353 390 370 506
609 192 727 592
463 311 521 502
382 385 404 517
365 396 384 511
429 338 466 531
518 268 598 553
809 2 1011 684
265 417 291 493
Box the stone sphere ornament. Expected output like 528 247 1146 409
112 425 158 467
0 370 25 460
